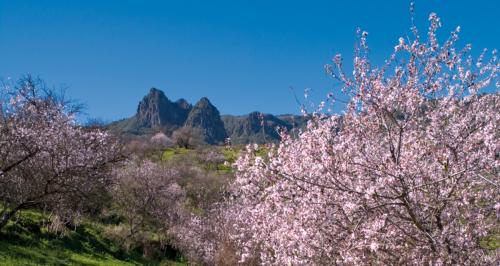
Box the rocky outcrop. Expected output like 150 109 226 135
222 112 307 144
184 97 226 144
136 88 191 128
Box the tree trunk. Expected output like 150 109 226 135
0 204 25 230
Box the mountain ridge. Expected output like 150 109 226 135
108 88 308 144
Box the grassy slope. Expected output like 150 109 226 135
0 209 186 266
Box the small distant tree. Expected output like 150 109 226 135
150 132 172 148
171 126 204 149
0 76 121 229
123 137 155 158
200 149 226 170
228 10 499 265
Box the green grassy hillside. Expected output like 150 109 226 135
0 209 186 266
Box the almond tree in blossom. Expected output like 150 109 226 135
0 77 121 229
111 159 185 253
228 11 499 265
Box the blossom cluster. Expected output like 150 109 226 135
228 12 499 265
0 77 120 227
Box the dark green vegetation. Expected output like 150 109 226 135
108 88 308 144
0 209 185 266
480 232 500 252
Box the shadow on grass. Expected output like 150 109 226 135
0 210 183 266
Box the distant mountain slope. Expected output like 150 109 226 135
222 112 307 144
108 88 308 144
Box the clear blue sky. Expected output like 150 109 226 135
0 0 498 121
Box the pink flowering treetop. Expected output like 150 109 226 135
229 11 499 265
111 159 185 242
0 77 121 229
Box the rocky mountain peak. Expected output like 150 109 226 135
135 88 188 128
184 97 226 144
175 98 192 110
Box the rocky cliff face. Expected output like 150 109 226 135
184 97 227 144
136 88 191 128
222 112 307 144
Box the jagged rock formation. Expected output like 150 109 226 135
136 88 191 128
108 88 309 144
108 89 226 143
184 97 226 144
